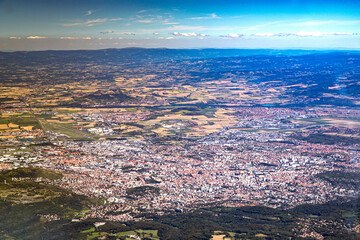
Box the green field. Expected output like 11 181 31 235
39 119 97 140
0 113 42 130
85 229 159 240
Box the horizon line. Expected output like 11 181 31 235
1 47 360 53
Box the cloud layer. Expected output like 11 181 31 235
220 31 356 38
63 18 123 27
170 32 208 37
190 13 221 20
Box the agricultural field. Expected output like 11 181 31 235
84 229 159 240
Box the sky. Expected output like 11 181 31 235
0 0 360 50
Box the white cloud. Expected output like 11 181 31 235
110 18 124 21
158 36 176 39
26 36 48 39
170 32 208 37
276 33 294 37
62 22 82 27
295 31 327 37
123 32 136 35
62 18 123 27
9 37 22 39
86 10 93 16
246 31 356 37
82 37 92 40
85 18 108 26
252 32 276 37
100 30 115 34
136 19 153 23
219 33 244 38
60 37 81 39
182 33 197 37
153 32 159 35
190 13 221 20
332 32 354 36
162 19 179 25
293 31 355 37
140 25 229 34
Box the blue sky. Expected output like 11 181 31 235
0 0 359 50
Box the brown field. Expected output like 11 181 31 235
6 128 20 132
255 233 268 238
211 235 227 240
0 135 16 139
117 125 143 133
0 124 10 130
324 132 360 138
1 113 22 117
21 126 34 131
8 123 19 128
47 119 75 124
141 108 237 137
322 118 360 128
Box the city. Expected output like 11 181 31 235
0 49 359 239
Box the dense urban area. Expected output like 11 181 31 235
0 49 360 239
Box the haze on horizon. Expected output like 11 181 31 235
0 0 360 51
